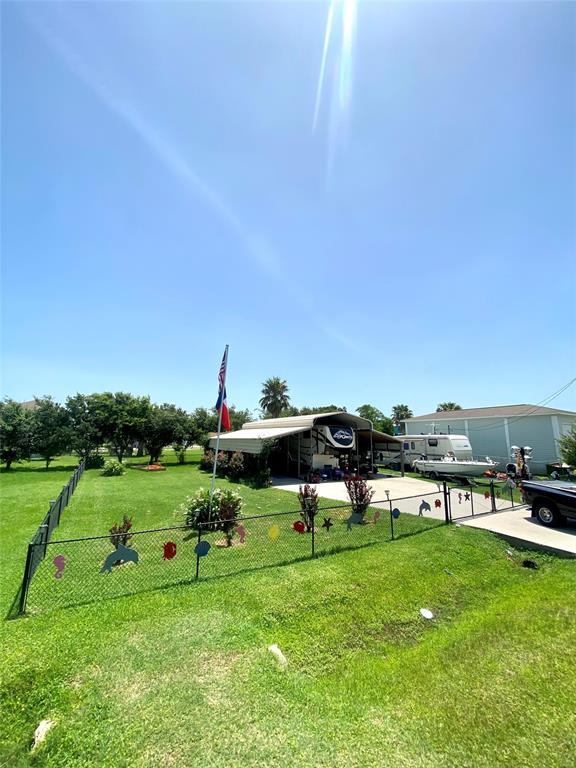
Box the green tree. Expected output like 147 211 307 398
298 405 347 416
31 396 71 468
356 404 393 434
391 404 413 434
172 411 197 464
259 377 290 418
191 407 219 447
558 425 576 468
99 392 151 463
436 402 462 412
66 393 108 460
0 399 33 470
229 407 252 431
143 403 184 463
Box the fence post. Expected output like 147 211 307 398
195 526 202 580
510 484 515 509
443 482 450 523
311 509 316 558
469 486 475 517
51 499 59 526
41 523 49 557
18 543 34 615
490 480 496 513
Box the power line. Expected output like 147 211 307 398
428 377 576 434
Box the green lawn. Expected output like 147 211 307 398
1 455 575 767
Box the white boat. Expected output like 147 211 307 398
413 455 499 478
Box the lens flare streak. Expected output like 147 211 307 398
313 0 358 175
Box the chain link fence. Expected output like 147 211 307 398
12 460 86 617
21 493 446 615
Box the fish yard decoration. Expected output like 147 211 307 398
419 500 431 516
163 541 177 560
194 540 211 558
100 543 139 573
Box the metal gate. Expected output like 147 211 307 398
448 478 522 521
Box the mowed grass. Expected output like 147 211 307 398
1 455 576 767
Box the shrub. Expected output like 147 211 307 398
85 453 105 469
344 476 374 518
558 425 576 468
100 459 125 476
173 443 187 464
215 451 229 477
199 450 215 471
227 451 245 481
179 487 244 545
180 487 216 530
218 488 244 546
251 467 272 488
298 484 318 532
109 514 133 549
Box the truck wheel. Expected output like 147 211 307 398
533 499 564 528
430 471 439 480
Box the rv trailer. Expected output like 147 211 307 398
375 434 475 470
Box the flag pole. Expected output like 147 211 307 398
209 345 229 519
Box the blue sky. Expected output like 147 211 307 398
2 1 575 417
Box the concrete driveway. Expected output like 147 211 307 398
462 508 576 556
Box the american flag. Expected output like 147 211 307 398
215 347 231 432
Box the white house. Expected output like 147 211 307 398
402 404 576 474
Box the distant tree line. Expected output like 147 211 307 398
0 394 252 470
258 378 414 435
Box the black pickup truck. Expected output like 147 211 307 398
521 480 576 528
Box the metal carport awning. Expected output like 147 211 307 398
208 426 311 455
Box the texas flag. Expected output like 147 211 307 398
215 347 231 432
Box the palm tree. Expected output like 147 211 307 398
259 378 291 419
391 404 413 434
436 403 462 412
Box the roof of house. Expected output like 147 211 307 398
404 404 576 421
